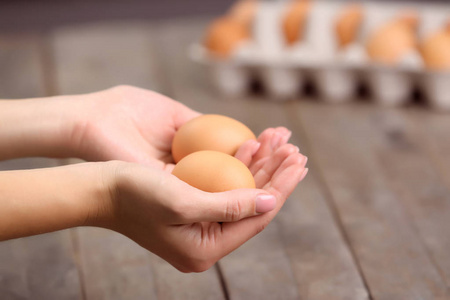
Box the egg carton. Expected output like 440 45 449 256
189 0 450 111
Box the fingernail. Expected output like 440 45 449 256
299 168 309 181
271 133 282 149
255 194 277 213
252 141 261 155
285 130 292 142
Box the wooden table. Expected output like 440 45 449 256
1 17 450 300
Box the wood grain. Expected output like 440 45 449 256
402 108 450 289
0 34 82 300
51 21 225 299
155 17 369 300
293 101 450 300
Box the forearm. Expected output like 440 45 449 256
0 97 79 160
0 162 112 240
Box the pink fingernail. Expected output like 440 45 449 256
285 130 293 142
255 194 277 213
299 168 309 181
303 156 308 165
252 141 261 155
271 133 282 149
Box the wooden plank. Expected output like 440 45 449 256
0 232 81 300
155 17 369 299
74 227 157 300
293 101 449 299
0 34 82 300
149 255 225 300
400 108 450 288
51 21 225 299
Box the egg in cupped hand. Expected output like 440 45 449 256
171 114 257 192
172 150 255 193
171 114 256 163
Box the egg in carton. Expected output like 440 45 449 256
253 0 312 99
346 1 450 110
190 0 369 101
304 1 367 103
417 9 450 111
190 0 450 110
359 3 422 107
190 0 313 100
191 8 255 98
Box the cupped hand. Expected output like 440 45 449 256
70 85 200 169
102 138 307 273
73 85 309 272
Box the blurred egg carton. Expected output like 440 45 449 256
189 0 450 111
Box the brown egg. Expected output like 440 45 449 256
366 11 419 64
227 0 257 29
282 0 311 46
204 16 250 58
172 114 256 163
172 150 256 192
335 4 364 49
420 22 450 70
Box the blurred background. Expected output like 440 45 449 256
2 1 450 300
0 0 235 32
0 0 447 31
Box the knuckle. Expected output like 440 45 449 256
225 198 243 222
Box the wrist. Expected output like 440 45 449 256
0 96 82 160
0 162 116 240
82 160 122 229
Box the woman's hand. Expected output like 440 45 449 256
68 85 200 170
101 147 307 273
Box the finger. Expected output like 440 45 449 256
252 128 276 162
252 127 292 163
251 144 303 188
248 156 270 176
264 154 308 196
234 140 261 167
216 158 307 255
273 127 292 148
181 188 277 223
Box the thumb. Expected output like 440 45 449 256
185 189 277 223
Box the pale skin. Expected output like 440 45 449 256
0 85 308 273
